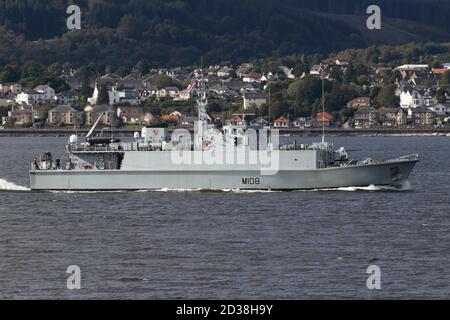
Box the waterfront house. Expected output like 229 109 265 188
377 107 406 127
56 92 79 105
400 88 435 110
273 116 289 128
354 107 379 128
2 108 33 126
84 105 115 126
116 105 144 125
292 117 312 129
16 85 56 105
34 85 56 101
250 116 269 128
15 89 42 105
107 85 141 106
412 107 436 127
314 112 334 127
48 105 80 126
427 103 450 116
0 82 22 94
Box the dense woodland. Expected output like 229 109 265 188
0 0 450 68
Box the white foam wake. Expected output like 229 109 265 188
306 181 412 192
153 188 203 192
152 188 281 193
0 178 30 191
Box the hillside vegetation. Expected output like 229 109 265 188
0 0 449 67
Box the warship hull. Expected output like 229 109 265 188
29 158 418 191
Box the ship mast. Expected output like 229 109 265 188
321 74 326 144
195 57 209 150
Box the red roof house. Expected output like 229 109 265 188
273 116 289 128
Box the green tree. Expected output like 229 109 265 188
442 70 450 86
343 64 356 84
135 59 150 76
21 61 45 79
0 65 21 83
375 85 398 107
0 106 11 118
97 85 110 105
329 68 342 82
287 76 325 116
152 74 180 89
436 88 447 103
117 15 142 39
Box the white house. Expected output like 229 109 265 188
87 85 100 105
273 116 289 128
243 92 267 110
427 103 450 116
400 89 434 110
217 66 234 78
34 85 56 100
178 89 191 101
108 86 140 105
88 84 139 105
157 87 180 99
15 89 42 105
56 92 79 105
15 85 56 105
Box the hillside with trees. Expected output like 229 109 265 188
0 0 450 69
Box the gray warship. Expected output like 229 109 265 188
29 90 419 191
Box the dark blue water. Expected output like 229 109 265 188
0 136 449 299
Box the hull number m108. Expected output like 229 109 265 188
242 177 260 185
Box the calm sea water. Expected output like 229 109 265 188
0 135 449 299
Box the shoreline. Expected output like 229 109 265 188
0 128 449 137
